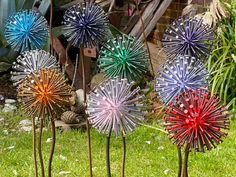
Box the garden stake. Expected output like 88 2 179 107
38 118 45 177
164 89 230 177
48 118 56 177
32 117 38 177
17 69 72 177
181 144 190 177
86 78 144 177
177 147 182 177
81 48 93 177
106 131 112 177
121 132 126 177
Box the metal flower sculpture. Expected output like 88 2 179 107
165 89 229 152
162 16 214 59
18 68 72 118
63 2 109 48
86 78 144 137
4 10 49 52
165 89 229 177
18 68 72 177
155 55 209 104
87 78 144 176
11 50 59 86
98 35 149 82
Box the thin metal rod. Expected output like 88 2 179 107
50 0 54 52
48 119 56 177
38 118 45 177
181 144 190 177
177 147 182 177
32 117 38 177
135 1 154 75
121 132 126 177
81 48 93 177
106 133 111 177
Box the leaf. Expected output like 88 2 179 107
38 0 50 15
0 0 16 34
0 61 12 72
15 0 36 11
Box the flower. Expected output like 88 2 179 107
11 50 59 86
63 2 109 48
164 89 230 152
4 10 48 52
155 55 209 104
162 16 214 59
18 69 72 118
86 78 144 137
98 34 149 82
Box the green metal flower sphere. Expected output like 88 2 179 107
98 35 149 82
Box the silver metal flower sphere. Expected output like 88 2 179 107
86 78 144 137
63 2 109 48
162 16 214 59
11 50 59 86
155 55 209 104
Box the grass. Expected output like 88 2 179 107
0 111 236 177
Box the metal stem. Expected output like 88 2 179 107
81 48 93 177
181 144 190 177
38 118 45 177
48 119 56 177
32 117 38 177
121 132 126 177
177 147 182 177
106 133 111 177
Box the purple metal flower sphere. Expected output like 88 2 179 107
86 78 144 137
63 2 109 48
155 55 209 104
162 16 214 59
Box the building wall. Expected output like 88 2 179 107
148 0 211 45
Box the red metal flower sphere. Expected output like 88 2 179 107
165 89 230 152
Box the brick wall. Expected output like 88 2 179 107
148 0 211 45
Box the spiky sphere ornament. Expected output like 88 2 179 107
98 35 149 82
155 55 209 104
165 89 230 152
86 78 144 137
162 16 214 59
4 10 49 52
63 2 109 48
11 50 59 86
18 69 72 118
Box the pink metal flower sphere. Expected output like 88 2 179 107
86 78 144 137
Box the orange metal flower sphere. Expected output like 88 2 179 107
18 68 72 118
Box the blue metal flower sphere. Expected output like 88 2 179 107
98 34 149 82
155 55 209 104
86 78 144 137
11 50 59 86
162 16 214 59
63 2 109 48
4 10 49 53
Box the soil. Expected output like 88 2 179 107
0 71 17 105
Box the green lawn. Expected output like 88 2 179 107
0 111 236 177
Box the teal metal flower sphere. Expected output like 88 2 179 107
4 10 49 52
98 35 149 82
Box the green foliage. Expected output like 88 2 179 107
208 1 236 114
